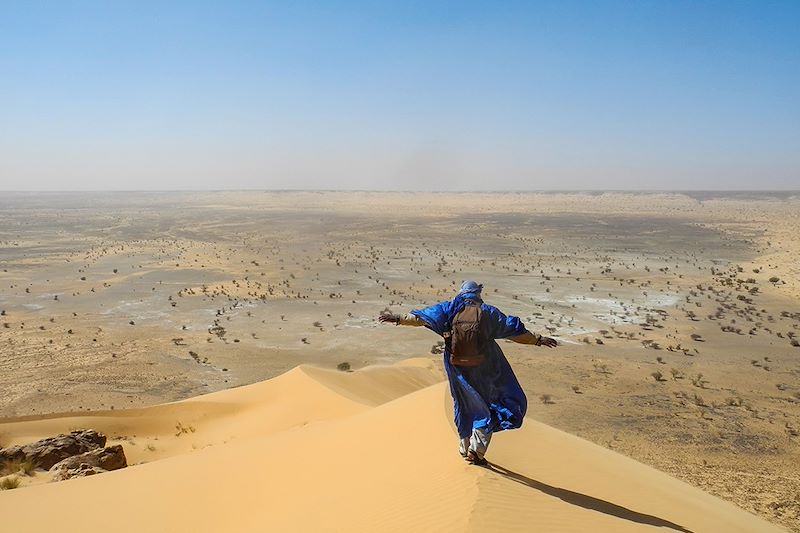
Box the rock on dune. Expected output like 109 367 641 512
0 430 106 470
50 445 127 481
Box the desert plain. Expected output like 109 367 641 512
0 191 798 532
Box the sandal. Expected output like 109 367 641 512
466 450 488 466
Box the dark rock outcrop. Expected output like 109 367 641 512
51 463 106 480
0 430 106 470
50 445 127 481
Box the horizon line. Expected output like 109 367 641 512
2 188 799 194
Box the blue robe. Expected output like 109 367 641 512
411 293 528 439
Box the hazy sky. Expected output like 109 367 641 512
1 1 799 191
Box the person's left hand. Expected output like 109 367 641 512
538 337 558 348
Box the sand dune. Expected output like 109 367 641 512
0 359 784 532
3 191 799 530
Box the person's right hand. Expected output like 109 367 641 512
538 337 558 348
378 313 400 325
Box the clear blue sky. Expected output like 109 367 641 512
1 1 798 191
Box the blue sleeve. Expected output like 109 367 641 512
410 301 452 336
483 305 527 339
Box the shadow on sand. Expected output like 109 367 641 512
485 463 693 533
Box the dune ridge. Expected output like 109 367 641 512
0 359 785 532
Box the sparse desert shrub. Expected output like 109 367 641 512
336 362 351 372
691 373 707 388
539 394 553 404
571 385 582 394
769 276 780 283
0 476 20 490
593 363 611 374
6 459 36 476
670 368 683 380
175 422 196 436
650 371 665 382
693 394 706 407
725 397 743 407
696 407 713 421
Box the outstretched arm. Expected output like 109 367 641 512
484 306 558 348
508 330 558 348
378 312 425 327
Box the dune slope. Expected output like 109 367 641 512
0 359 784 532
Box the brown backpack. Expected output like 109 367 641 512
447 302 488 367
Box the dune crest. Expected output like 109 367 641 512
0 360 784 532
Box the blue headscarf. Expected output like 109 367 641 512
457 280 483 303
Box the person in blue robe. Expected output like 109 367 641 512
379 280 558 464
